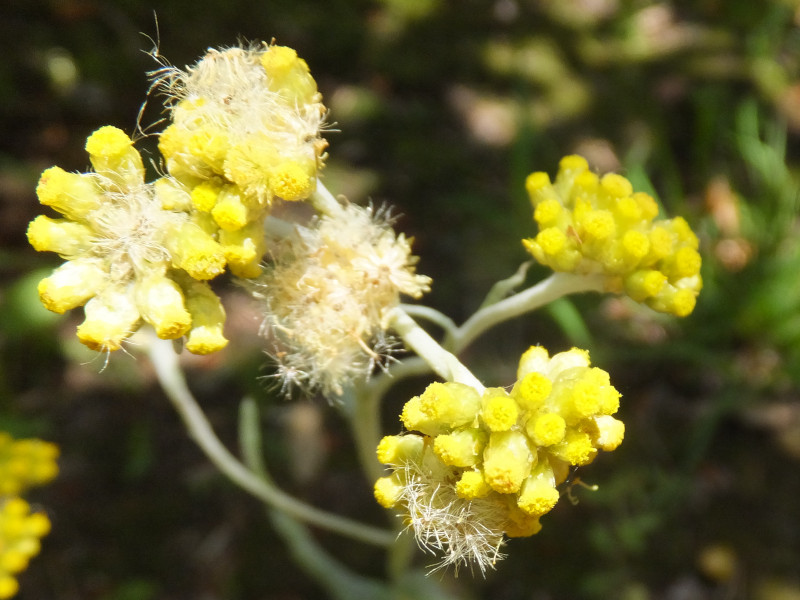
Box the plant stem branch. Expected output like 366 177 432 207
448 272 605 353
387 307 485 392
148 337 394 548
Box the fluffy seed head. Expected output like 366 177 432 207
251 203 431 396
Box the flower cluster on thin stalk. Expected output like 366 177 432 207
27 42 329 355
374 346 624 573
250 203 432 397
523 155 702 316
0 433 59 599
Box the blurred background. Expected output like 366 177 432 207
2 0 800 598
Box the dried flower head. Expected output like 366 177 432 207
252 203 431 396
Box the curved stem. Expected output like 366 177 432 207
350 386 386 484
148 337 394 548
449 272 605 353
399 304 457 340
387 307 485 392
239 398 393 600
310 179 345 216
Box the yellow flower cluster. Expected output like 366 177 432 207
0 434 58 599
254 204 431 396
0 498 52 599
523 155 702 316
374 346 623 571
28 43 328 354
27 127 228 354
0 434 59 497
154 44 328 277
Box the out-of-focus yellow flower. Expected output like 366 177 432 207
522 155 702 316
0 434 58 497
375 346 623 572
151 44 328 276
27 126 228 354
0 498 52 599
0 434 58 599
252 203 431 396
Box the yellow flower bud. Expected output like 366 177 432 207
374 475 404 508
134 274 192 340
190 179 223 212
154 177 192 212
551 430 596 466
455 469 492 499
433 429 486 467
37 259 107 313
376 434 425 465
624 269 667 301
517 345 551 378
418 382 482 430
85 126 144 187
526 412 566 446
166 222 226 280
590 415 625 451
513 371 553 410
400 395 437 435
269 162 314 202
504 506 542 538
36 166 102 220
76 288 140 352
483 430 534 494
480 389 519 432
211 185 251 231
181 278 228 355
517 462 559 517
219 219 267 278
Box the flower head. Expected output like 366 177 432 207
252 203 431 396
27 126 228 353
150 43 327 276
0 497 52 599
0 434 59 497
522 155 702 316
375 346 623 571
0 434 58 599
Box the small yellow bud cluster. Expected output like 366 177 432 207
27 127 229 354
374 346 623 571
522 155 702 316
0 434 58 599
0 498 52 599
153 44 328 276
0 434 59 497
253 204 431 396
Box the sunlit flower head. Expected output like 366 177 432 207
151 43 327 235
375 346 624 571
522 155 702 317
27 126 228 354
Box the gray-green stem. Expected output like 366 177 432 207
148 336 394 548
